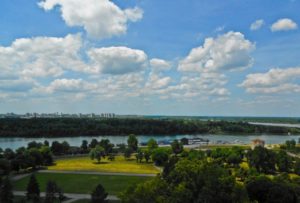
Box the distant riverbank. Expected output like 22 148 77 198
249 122 300 129
1 118 300 138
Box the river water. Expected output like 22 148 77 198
1 134 300 150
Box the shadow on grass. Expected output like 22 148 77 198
92 161 109 165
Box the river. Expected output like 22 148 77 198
1 134 300 150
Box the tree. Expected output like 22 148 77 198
62 141 70 154
27 141 42 149
180 138 189 145
99 139 114 155
276 150 292 172
25 148 44 169
247 146 276 173
294 159 300 175
81 140 88 152
226 152 242 167
90 139 98 148
26 174 40 203
90 145 105 163
0 159 10 175
147 138 158 151
108 153 115 161
246 176 297 203
286 139 296 149
51 141 63 155
124 147 132 160
0 177 14 203
171 140 183 155
151 148 169 166
91 184 108 203
44 140 49 147
4 148 15 160
136 150 144 163
127 134 138 152
121 159 244 203
44 181 57 203
40 146 53 165
144 150 151 163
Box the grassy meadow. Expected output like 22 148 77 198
48 155 159 174
13 172 152 195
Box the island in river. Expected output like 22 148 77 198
0 117 300 138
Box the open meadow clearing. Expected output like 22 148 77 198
13 172 153 195
47 156 159 174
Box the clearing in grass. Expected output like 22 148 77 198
13 173 152 195
48 156 159 174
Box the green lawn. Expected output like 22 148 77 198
13 173 152 195
48 156 159 174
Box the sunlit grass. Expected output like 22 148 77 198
48 156 159 174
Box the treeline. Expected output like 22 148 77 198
0 118 299 137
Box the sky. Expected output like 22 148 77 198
0 0 300 116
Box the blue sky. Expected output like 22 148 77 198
0 0 300 116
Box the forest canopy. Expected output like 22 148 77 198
0 118 299 137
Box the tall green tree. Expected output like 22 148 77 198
26 174 40 203
124 147 132 160
147 138 158 151
81 140 88 152
44 181 57 203
90 145 105 163
0 177 14 203
247 146 276 173
91 184 108 203
127 134 138 152
276 150 292 172
171 140 183 155
151 148 169 166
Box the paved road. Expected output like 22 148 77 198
13 190 119 202
39 169 157 177
11 173 32 181
287 151 300 158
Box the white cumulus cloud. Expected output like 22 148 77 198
178 31 255 73
38 0 143 39
88 46 148 75
240 67 300 94
150 58 172 72
250 19 264 30
0 34 87 78
271 18 298 32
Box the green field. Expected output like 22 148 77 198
48 156 159 174
13 173 152 195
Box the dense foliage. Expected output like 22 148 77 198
0 118 299 137
121 145 300 203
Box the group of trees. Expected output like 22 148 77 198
89 134 139 163
1 117 299 137
1 173 108 203
0 143 53 176
121 145 300 203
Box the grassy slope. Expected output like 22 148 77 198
48 156 159 174
13 173 152 195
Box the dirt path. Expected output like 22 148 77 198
13 190 119 202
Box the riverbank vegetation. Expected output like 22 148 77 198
0 118 299 137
